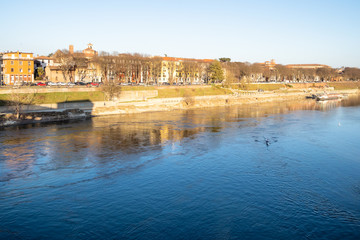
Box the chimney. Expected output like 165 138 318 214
69 45 74 54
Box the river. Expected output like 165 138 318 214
1 96 360 239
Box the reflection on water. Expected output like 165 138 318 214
0 97 359 185
1 96 360 239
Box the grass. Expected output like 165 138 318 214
120 86 156 91
0 91 105 106
328 82 360 90
156 86 233 98
234 83 285 91
0 86 233 105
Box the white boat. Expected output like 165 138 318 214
316 93 343 101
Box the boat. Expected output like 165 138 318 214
316 93 344 101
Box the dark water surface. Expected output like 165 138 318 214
1 97 360 239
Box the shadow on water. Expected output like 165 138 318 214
0 99 94 131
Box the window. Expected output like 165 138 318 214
11 75 14 82
20 61 23 65
11 61 14 65
11 68 14 72
28 69 31 73
28 61 31 66
19 54 22 58
20 68 23 73
28 75 31 80
20 75 23 81
27 54 30 58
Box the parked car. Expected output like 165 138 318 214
47 82 58 86
87 82 100 87
58 82 67 86
75 81 87 86
67 82 75 87
37 82 46 86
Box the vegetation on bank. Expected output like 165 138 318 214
1 82 359 107
0 91 105 106
234 83 285 91
156 85 232 98
328 82 360 90
0 86 232 106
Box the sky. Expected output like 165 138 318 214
1 0 360 68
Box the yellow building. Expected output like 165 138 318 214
1 52 34 85
160 57 213 84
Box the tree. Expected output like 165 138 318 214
316 68 334 82
101 82 122 101
219 57 231 63
94 52 116 83
224 70 237 88
73 55 89 82
208 60 224 83
343 67 360 81
54 50 75 82
35 67 45 80
166 61 177 85
150 57 162 84
7 91 36 119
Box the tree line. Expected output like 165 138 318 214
52 51 226 84
52 51 360 85
221 59 360 83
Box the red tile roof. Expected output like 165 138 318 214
162 57 213 63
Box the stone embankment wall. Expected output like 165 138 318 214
0 109 90 127
1 89 358 127
0 87 98 94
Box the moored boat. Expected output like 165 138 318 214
316 93 344 101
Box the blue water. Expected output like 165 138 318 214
1 99 360 239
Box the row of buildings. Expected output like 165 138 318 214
0 44 335 85
0 44 99 85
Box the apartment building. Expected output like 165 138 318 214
1 51 34 85
159 57 213 84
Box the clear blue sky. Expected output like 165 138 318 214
1 0 359 67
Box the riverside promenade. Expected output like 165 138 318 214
1 86 358 127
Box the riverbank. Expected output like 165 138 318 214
1 88 359 128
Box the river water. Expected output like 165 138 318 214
1 96 360 239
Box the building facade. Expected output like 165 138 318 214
1 52 34 85
159 57 213 84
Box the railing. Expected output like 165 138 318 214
2 56 33 60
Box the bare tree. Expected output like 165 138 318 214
54 50 76 82
74 54 89 82
7 91 36 119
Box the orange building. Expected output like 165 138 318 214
82 43 98 58
1 51 34 85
